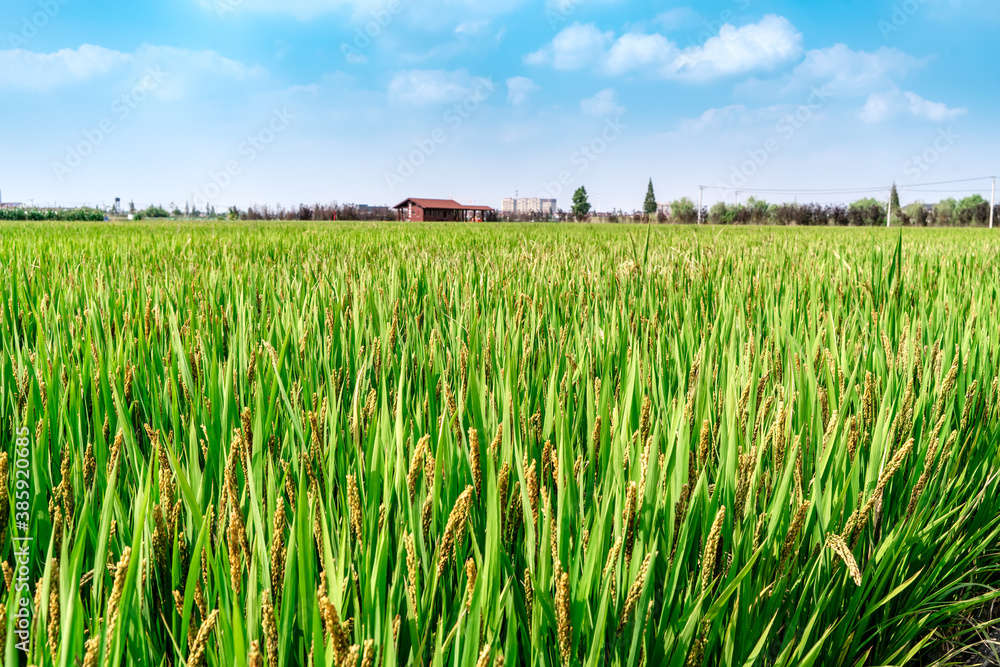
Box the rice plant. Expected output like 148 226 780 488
2 220 999 666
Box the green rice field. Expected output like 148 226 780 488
2 221 1000 666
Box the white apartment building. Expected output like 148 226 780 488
502 197 557 216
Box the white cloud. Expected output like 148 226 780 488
0 44 263 92
506 76 539 105
859 91 895 124
860 87 966 123
387 69 492 105
675 15 803 80
527 15 803 81
581 88 624 116
604 33 675 76
904 91 966 122
525 23 613 70
0 45 131 90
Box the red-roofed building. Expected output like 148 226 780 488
393 198 493 222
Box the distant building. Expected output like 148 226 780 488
502 197 557 216
657 202 672 217
357 204 390 218
518 198 557 215
394 198 493 222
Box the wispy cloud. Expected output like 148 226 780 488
787 44 928 96
0 44 263 93
194 0 524 22
861 87 966 123
581 88 624 116
736 43 960 124
387 69 493 105
506 76 539 105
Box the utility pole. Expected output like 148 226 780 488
990 177 996 229
886 189 891 228
698 186 704 224
735 190 740 207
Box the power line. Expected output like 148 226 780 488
900 176 995 187
902 188 992 194
702 176 996 196
706 184 885 194
707 185 891 195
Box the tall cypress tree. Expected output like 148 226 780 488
644 179 657 217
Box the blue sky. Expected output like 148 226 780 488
1 0 997 212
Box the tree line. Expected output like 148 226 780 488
666 195 998 227
2 188 994 226
0 207 104 221
565 181 999 227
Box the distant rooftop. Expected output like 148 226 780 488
394 198 494 211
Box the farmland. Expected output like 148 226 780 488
2 220 1000 666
